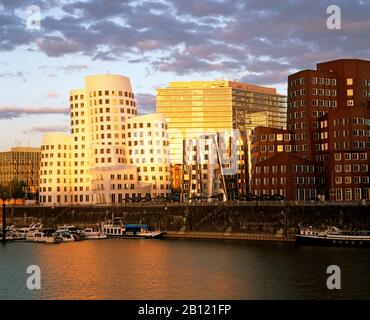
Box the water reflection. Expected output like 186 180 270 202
0 240 370 300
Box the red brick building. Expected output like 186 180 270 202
252 153 318 200
251 59 370 201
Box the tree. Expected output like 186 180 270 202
0 179 25 200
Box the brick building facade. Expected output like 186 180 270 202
251 59 370 201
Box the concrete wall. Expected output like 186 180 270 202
3 203 370 235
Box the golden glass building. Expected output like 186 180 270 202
156 80 287 200
0 147 41 199
156 80 287 165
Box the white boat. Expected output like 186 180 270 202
296 226 370 247
57 225 77 232
26 229 63 244
13 223 43 240
83 228 107 239
54 230 75 242
101 221 165 239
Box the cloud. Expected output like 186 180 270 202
45 91 60 99
0 106 69 119
0 0 369 86
0 71 27 81
58 64 90 72
23 125 70 134
136 93 156 115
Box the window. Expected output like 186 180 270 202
336 189 343 201
347 89 353 96
347 78 353 86
345 188 352 201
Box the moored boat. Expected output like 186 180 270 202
26 229 63 244
57 225 86 240
53 230 75 242
101 221 165 239
295 226 370 247
83 227 107 239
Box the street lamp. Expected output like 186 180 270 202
1 191 6 243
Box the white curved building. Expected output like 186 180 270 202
126 113 171 198
40 133 72 204
40 74 168 205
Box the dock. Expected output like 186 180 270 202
162 231 296 242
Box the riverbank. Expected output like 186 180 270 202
1 202 369 242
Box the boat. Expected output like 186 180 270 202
25 229 63 244
12 223 43 240
295 226 370 247
83 227 107 240
101 221 165 239
57 225 77 232
0 226 14 241
57 225 86 241
53 230 75 242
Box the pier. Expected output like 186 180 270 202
163 231 295 242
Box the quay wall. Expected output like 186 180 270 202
2 203 370 238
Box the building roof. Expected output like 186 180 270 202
255 152 316 167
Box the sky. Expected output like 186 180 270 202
0 0 369 151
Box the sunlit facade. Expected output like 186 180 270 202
156 80 287 164
40 74 168 205
156 80 286 200
0 147 41 199
40 133 72 204
126 113 171 198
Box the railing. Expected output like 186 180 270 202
9 199 370 208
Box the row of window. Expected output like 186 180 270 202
40 183 90 191
128 141 168 147
335 188 370 201
42 145 69 151
129 158 169 165
334 153 368 161
288 100 337 109
127 122 166 129
87 90 134 99
318 141 370 151
129 149 168 156
40 194 91 203
85 99 136 107
253 177 288 186
312 77 337 86
335 176 369 185
289 77 370 89
255 165 287 174
335 164 368 173
333 118 370 126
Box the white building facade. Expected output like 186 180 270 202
39 74 169 206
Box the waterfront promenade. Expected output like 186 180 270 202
1 201 369 242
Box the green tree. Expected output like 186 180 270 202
0 180 25 200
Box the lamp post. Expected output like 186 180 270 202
1 191 6 243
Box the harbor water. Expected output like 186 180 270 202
0 239 369 300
